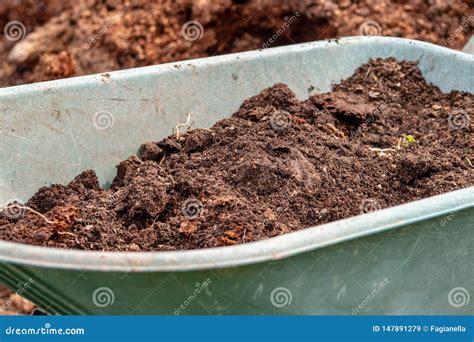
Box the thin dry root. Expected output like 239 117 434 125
369 147 398 156
2 205 54 224
173 112 193 138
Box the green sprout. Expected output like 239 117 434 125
370 134 416 156
398 134 416 149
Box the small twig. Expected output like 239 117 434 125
466 157 473 168
2 205 54 224
159 154 166 165
364 67 372 81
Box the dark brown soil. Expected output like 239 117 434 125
1 0 472 86
1 58 472 251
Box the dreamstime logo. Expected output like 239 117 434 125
352 278 390 315
270 287 293 308
92 110 115 130
441 16 474 48
174 278 212 315
92 287 115 307
181 198 203 219
359 198 381 214
84 11 125 50
270 110 291 132
181 20 204 42
440 209 459 228
2 199 25 220
448 110 470 130
448 287 470 308
358 20 382 36
4 21 26 42
262 12 300 48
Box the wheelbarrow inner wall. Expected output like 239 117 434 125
0 37 473 201
0 37 473 315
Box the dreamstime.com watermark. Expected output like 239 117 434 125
360 198 382 214
0 278 35 312
349 103 387 139
181 20 204 42
359 20 382 36
262 12 300 49
448 109 471 131
174 278 212 315
448 287 470 308
4 323 85 336
92 287 115 308
270 109 292 132
270 287 293 308
3 20 26 42
1 198 26 220
352 278 390 315
441 16 473 48
439 209 460 228
84 10 126 50
92 109 115 130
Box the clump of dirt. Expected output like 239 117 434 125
0 58 472 251
1 0 472 86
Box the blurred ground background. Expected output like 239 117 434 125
0 0 472 87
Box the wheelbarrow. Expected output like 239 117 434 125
0 37 472 315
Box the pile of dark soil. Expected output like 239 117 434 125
1 0 472 86
1 58 472 251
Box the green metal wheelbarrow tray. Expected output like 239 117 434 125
0 37 472 315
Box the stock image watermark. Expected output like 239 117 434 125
174 278 212 315
92 110 115 130
181 198 203 220
448 109 470 130
270 109 292 132
5 323 85 336
181 20 204 42
448 287 470 308
3 21 27 42
0 278 35 312
270 287 293 308
84 10 126 50
92 287 115 308
262 12 300 49
352 278 390 315
359 20 382 36
360 198 382 214
1 199 26 220
439 209 460 228
441 15 473 48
